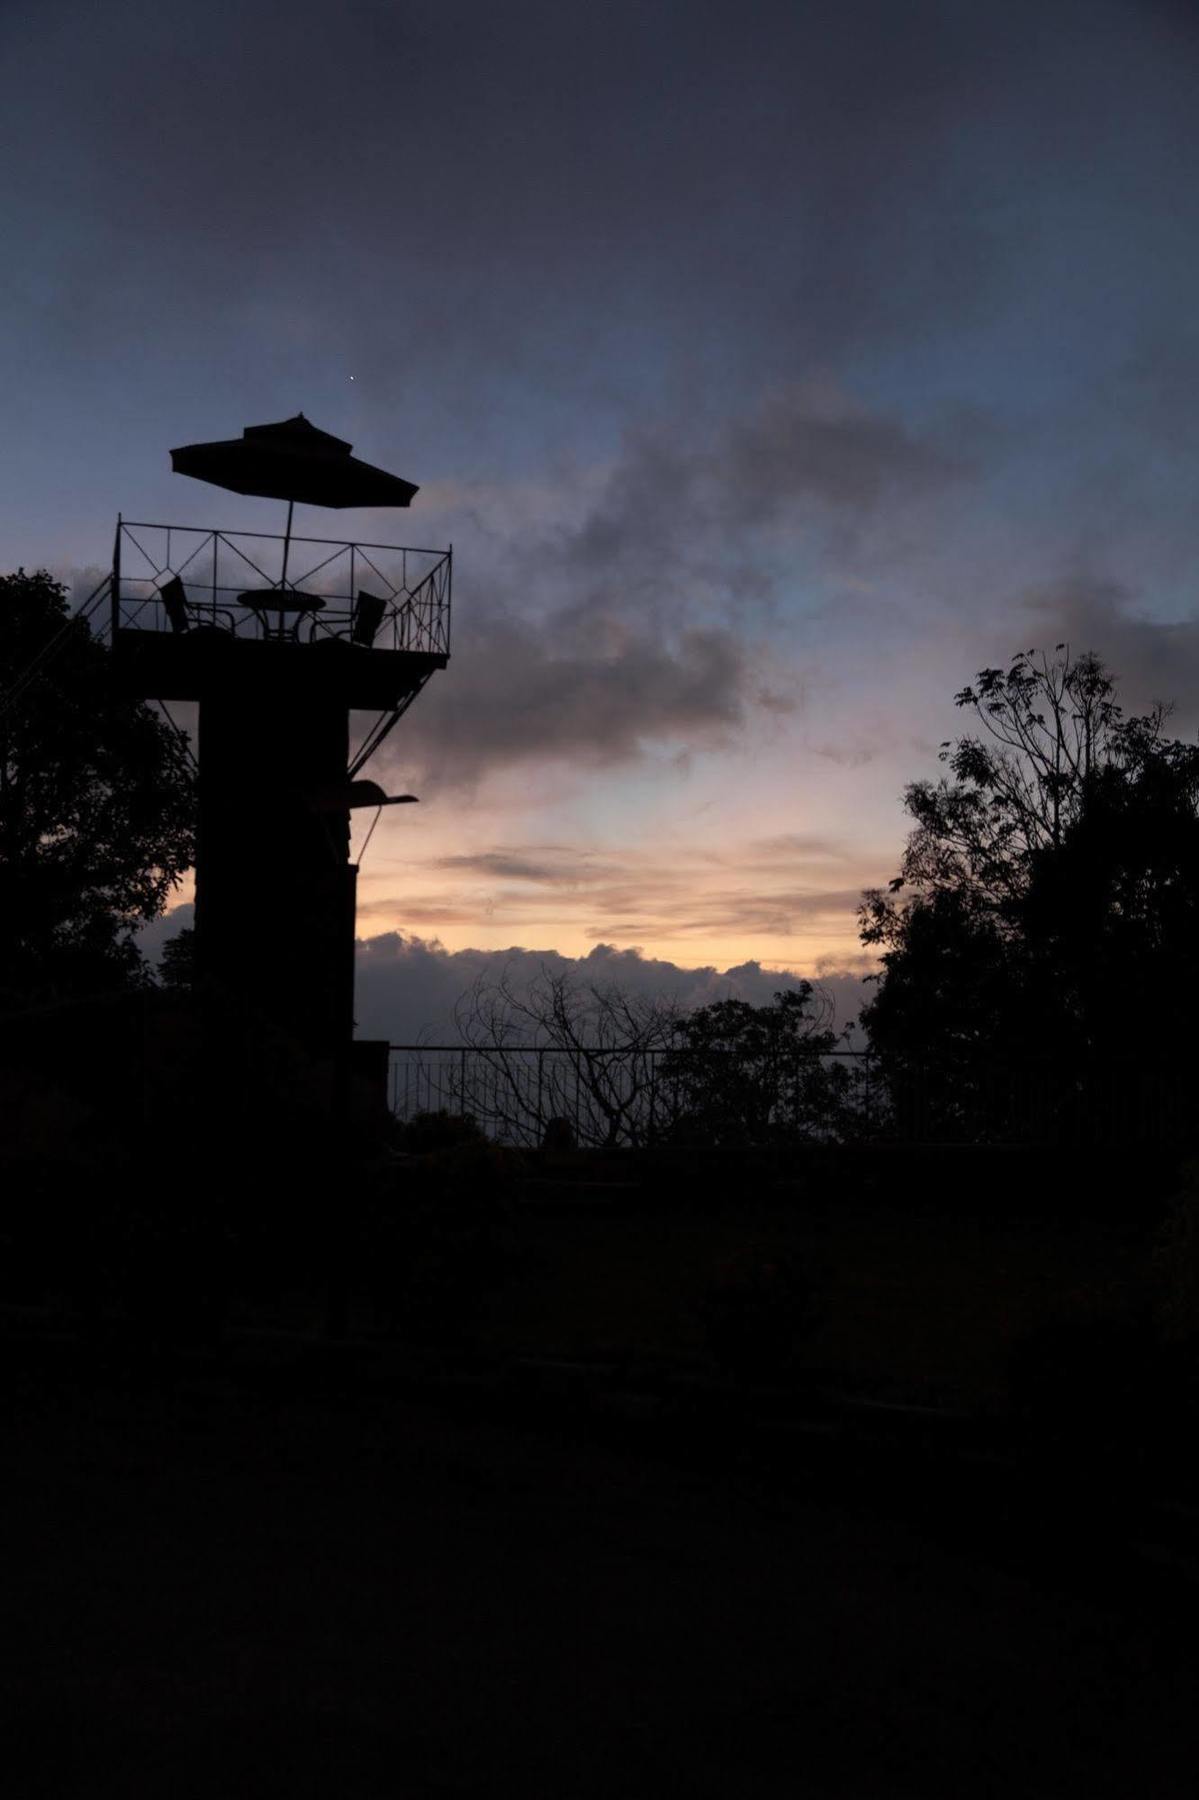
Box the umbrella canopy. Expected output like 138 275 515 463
170 414 418 508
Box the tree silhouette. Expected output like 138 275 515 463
449 970 855 1149
158 926 196 992
453 964 679 1148
858 646 1199 1142
0 569 195 1010
661 986 850 1147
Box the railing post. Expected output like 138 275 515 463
111 516 122 641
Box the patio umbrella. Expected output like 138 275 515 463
170 413 418 587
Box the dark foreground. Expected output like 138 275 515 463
3 1345 1196 1799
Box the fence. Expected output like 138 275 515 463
389 1043 865 1149
386 1044 1195 1150
112 520 451 656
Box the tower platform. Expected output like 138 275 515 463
111 627 446 708
108 518 451 705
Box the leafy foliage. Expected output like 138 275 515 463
858 646 1199 1141
448 971 859 1148
158 926 196 992
661 986 851 1147
0 570 195 1008
395 1109 489 1155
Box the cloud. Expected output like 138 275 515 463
136 898 875 1042
61 379 959 798
808 741 881 769
62 566 111 611
360 833 882 950
0 0 1065 385
136 902 194 962
432 848 620 885
721 394 969 521
394 616 749 788
713 832 850 867
588 887 871 940
351 929 873 1045
557 386 970 586
1020 575 1199 735
377 381 974 789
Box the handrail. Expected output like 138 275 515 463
119 521 450 556
111 520 451 656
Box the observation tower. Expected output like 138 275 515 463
108 416 450 1100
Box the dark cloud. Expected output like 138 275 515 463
560 391 969 590
12 0 1180 538
434 852 577 884
66 385 940 788
390 617 746 787
1020 576 1199 737
53 386 954 798
722 399 968 521
374 382 970 787
432 848 619 884
0 1 1048 376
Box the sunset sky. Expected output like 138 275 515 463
5 0 1199 1027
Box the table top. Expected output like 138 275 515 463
236 589 327 613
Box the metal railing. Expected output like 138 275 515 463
386 1044 1196 1151
112 520 451 656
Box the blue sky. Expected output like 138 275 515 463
5 0 1199 1018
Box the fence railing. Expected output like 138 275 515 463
112 520 451 656
386 1045 1195 1150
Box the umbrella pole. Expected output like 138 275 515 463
279 498 294 638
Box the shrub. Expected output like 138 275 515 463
394 1109 489 1155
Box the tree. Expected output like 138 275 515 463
0 569 196 1010
858 645 1199 1141
158 927 196 993
445 968 861 1150
870 647 1130 918
659 986 852 1147
453 963 681 1148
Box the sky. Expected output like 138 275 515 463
5 0 1199 1034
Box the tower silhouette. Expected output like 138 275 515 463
109 419 450 1107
